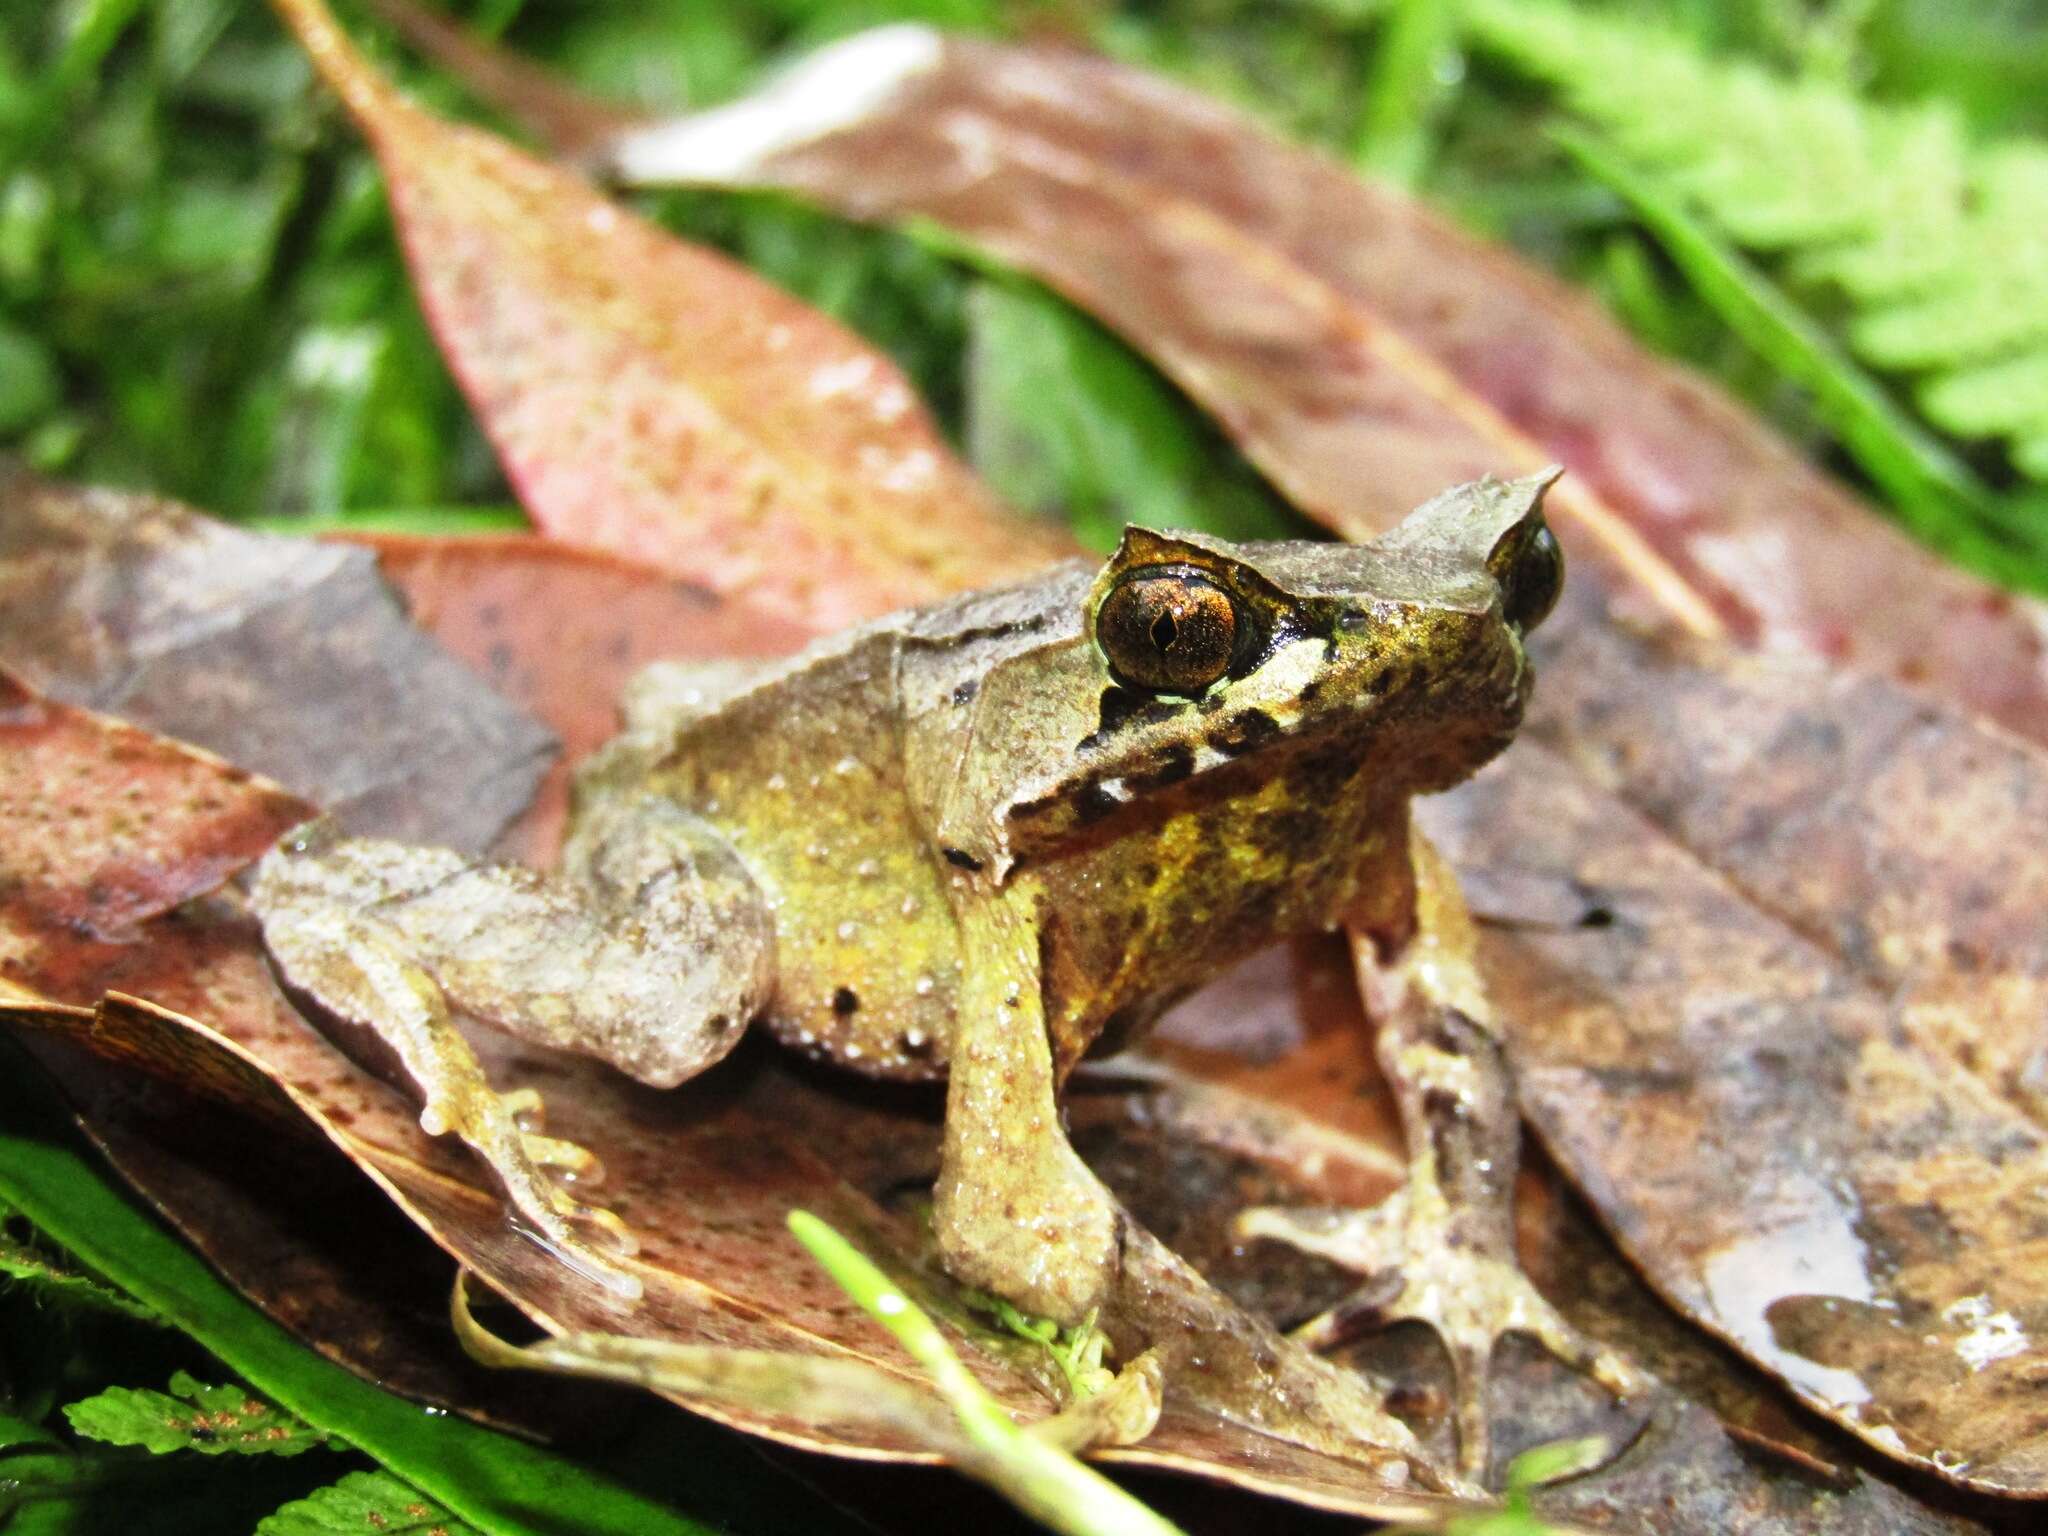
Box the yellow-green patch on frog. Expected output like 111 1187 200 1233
252 471 1620 1483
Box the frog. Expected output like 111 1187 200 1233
251 471 1643 1482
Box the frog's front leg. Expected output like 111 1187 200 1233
935 888 1455 1482
1237 828 1647 1479
932 895 1122 1325
252 802 775 1301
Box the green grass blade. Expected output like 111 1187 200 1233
1357 0 1463 185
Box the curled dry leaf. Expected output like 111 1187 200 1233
265 0 1071 634
0 482 2002 1531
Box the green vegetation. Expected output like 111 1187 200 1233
5 1 2044 574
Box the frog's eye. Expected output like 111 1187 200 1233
1499 523 1564 632
1097 567 1240 694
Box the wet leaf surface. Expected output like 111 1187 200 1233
266 0 1071 634
1418 603 2048 1494
0 464 552 852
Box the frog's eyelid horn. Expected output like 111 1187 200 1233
1371 469 1562 568
1089 525 1296 618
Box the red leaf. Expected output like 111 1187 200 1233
269 0 1073 632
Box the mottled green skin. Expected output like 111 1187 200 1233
579 476 1545 1084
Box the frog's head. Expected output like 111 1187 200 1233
934 472 1562 878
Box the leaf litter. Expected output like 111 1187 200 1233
6 1 2048 1527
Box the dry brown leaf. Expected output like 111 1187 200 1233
341 533 812 861
267 0 1071 633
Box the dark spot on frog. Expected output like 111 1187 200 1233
1422 1086 1466 1122
1136 861 1161 887
1075 780 1120 824
707 1013 732 1033
1212 709 1280 757
1080 685 1186 750
943 847 983 871
1336 606 1370 633
1129 743 1195 789
951 678 979 707
487 640 515 679
832 986 860 1016
1299 680 1322 704
1578 904 1615 929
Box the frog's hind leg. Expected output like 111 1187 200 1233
252 805 775 1301
1235 827 1647 1481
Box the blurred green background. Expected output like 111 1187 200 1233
2 0 2046 570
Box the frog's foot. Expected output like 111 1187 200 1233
423 1082 643 1303
933 1142 1123 1328
1236 1191 1646 1478
1027 1350 1164 1451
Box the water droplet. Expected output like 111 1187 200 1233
855 858 880 879
765 773 787 792
837 920 859 941
914 974 936 996
833 755 859 776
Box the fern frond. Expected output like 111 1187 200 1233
258 1470 480 1536
65 1373 338 1457
1468 0 2048 485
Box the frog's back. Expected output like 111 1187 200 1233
641 625 965 1078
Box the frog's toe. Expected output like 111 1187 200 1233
516 1205 645 1302
422 1086 644 1300
1027 1350 1164 1451
1239 1197 1646 1480
522 1129 606 1184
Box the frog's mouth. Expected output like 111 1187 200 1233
994 620 1530 873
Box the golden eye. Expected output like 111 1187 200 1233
1097 568 1239 694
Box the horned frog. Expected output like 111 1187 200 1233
253 472 1642 1482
